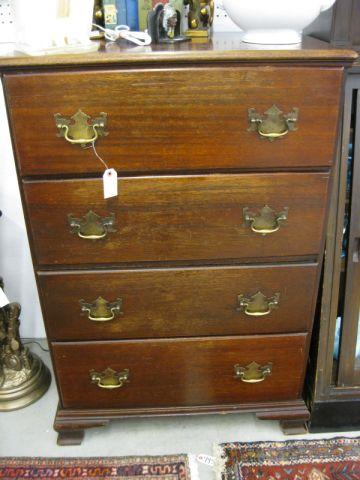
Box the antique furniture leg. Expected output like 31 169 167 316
54 405 110 445
256 398 309 434
280 419 308 435
57 429 85 446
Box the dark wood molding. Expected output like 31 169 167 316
308 400 360 432
54 399 309 445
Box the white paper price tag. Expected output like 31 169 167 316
103 168 118 199
0 287 9 308
196 454 215 467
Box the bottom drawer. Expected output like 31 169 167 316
53 335 307 409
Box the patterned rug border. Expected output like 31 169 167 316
0 454 191 480
216 437 360 480
218 436 360 467
0 455 189 466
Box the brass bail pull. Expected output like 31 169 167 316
80 297 123 322
68 210 116 240
54 110 108 147
237 291 280 317
234 362 272 383
243 205 288 235
248 105 299 141
89 367 130 389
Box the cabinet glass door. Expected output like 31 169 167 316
335 88 360 387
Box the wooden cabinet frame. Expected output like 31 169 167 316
330 0 360 49
308 67 360 430
309 0 360 49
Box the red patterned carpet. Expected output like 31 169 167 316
219 437 360 480
0 455 191 480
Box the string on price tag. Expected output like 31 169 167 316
91 142 118 199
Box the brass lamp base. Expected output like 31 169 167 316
0 352 51 411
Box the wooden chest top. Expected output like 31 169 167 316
0 33 357 72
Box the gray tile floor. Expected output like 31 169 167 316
0 343 359 480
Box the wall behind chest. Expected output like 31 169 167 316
0 82 45 338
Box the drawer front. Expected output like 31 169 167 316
5 67 342 176
39 264 317 341
52 334 307 409
24 173 329 266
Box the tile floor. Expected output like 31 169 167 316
0 343 359 480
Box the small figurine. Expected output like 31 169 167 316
91 0 105 39
148 3 190 43
184 0 214 38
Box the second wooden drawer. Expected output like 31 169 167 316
39 263 317 340
24 172 329 266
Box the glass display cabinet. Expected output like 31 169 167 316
307 64 360 431
307 0 360 49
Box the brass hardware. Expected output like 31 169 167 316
243 205 288 235
68 210 116 240
80 297 123 322
89 367 129 389
234 361 272 383
248 105 298 141
0 299 51 411
237 291 280 317
54 110 108 146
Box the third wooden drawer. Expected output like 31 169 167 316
39 263 317 341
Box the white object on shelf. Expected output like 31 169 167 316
12 0 97 55
212 0 240 33
221 0 336 44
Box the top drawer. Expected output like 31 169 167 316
4 67 342 176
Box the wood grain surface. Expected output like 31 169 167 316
38 263 317 340
0 33 357 71
5 67 342 176
23 172 329 266
52 334 307 409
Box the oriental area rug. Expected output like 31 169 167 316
0 454 191 480
217 437 360 480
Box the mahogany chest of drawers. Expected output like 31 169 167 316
0 35 356 445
